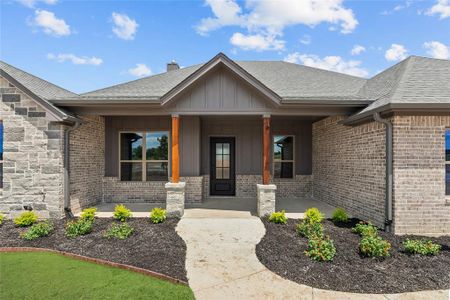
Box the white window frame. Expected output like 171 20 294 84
119 131 170 182
272 134 295 179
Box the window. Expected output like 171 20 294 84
215 143 230 179
446 130 450 195
119 131 169 181
0 121 3 188
273 135 294 178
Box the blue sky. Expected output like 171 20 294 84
1 0 449 93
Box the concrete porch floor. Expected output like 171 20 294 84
83 197 337 219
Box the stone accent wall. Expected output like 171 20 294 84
69 116 105 213
392 115 450 235
312 116 386 227
0 76 65 218
102 176 202 204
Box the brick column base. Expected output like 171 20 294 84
165 182 186 217
257 184 277 217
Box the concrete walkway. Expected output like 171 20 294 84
176 210 449 300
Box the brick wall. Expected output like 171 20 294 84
69 116 105 213
312 116 386 227
392 115 450 235
0 76 65 218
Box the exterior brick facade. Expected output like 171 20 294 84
312 116 387 228
0 76 65 218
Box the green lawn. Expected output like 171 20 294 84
0 252 195 300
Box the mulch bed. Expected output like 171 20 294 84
0 218 188 282
256 218 450 294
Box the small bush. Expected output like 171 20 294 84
103 223 134 240
297 221 324 239
352 222 378 237
80 207 97 222
331 208 349 223
0 213 4 225
403 239 441 256
304 208 324 224
268 210 287 225
14 211 38 227
359 235 391 258
305 238 336 262
150 207 167 224
21 221 54 241
113 204 132 222
65 219 93 238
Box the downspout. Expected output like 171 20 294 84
63 121 81 218
373 112 393 232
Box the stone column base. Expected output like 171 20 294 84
257 184 277 217
165 182 186 217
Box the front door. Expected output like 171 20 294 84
210 137 235 196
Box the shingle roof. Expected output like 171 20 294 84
347 56 450 122
79 61 367 101
0 61 77 99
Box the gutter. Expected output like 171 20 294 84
63 121 81 217
373 112 393 232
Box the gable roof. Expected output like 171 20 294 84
345 56 450 124
0 61 79 122
77 53 367 103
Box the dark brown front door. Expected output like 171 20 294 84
210 137 235 196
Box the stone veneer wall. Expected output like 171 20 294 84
392 115 450 235
103 176 203 204
0 76 65 218
69 116 105 213
312 116 386 227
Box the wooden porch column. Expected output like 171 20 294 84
262 115 271 185
171 115 180 183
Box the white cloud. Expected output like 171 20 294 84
300 35 311 45
426 0 450 19
423 41 450 59
112 12 138 40
17 0 57 8
351 44 365 55
31 10 70 36
385 44 408 61
196 0 358 51
128 63 152 77
230 32 284 51
284 52 368 77
47 53 103 65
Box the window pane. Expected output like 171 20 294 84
216 143 223 155
120 162 142 181
274 162 293 178
120 133 143 160
222 154 230 167
273 135 293 160
146 132 169 160
446 130 450 161
146 162 168 181
0 121 3 161
223 143 230 155
216 154 223 167
223 168 230 179
216 167 223 179
447 164 450 195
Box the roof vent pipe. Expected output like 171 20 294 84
373 112 393 232
63 121 81 218
167 60 180 72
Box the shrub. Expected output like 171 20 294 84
14 211 38 227
150 207 167 224
21 221 54 241
104 223 134 240
296 221 324 239
331 208 349 223
352 222 378 237
0 213 4 225
113 204 132 222
403 239 441 256
65 219 93 238
268 210 287 225
305 238 336 262
80 207 97 222
359 235 391 258
304 208 324 224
